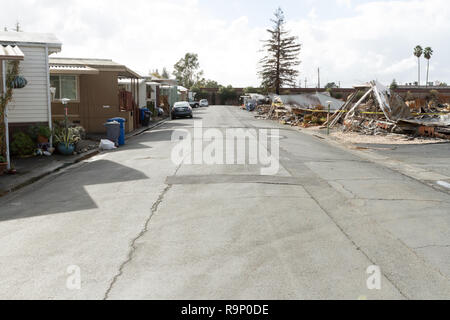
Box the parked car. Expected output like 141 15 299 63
171 102 193 119
189 101 200 108
199 99 209 107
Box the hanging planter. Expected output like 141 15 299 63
11 75 28 89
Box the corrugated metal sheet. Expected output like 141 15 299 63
277 93 345 111
50 58 141 78
50 65 99 75
0 45 24 60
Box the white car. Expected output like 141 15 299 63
199 99 209 107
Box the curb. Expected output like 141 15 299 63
0 149 100 198
0 120 169 198
126 118 170 140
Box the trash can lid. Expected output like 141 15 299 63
105 121 120 125
108 117 126 123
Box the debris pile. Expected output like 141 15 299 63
327 81 450 139
255 93 343 127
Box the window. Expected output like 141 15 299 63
50 75 78 101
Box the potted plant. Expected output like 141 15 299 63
29 125 52 144
37 125 51 144
0 155 7 176
54 127 80 155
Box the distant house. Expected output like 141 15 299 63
142 75 179 114
0 31 62 133
118 78 146 109
177 86 188 101
49 58 141 133
144 80 161 110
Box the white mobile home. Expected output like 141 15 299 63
0 31 62 128
118 78 146 108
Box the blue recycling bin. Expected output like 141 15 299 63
108 117 126 146
140 108 149 124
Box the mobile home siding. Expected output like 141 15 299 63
7 46 49 123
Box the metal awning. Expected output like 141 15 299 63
0 45 24 60
118 67 141 79
50 65 99 75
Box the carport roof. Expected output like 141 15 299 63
49 57 141 78
0 45 24 60
50 65 99 75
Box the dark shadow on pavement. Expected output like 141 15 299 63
0 160 148 222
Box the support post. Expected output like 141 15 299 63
45 45 53 148
2 60 11 170
327 103 331 135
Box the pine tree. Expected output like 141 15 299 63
259 7 301 95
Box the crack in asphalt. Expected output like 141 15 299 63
414 245 450 250
103 184 173 300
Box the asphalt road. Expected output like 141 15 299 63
0 105 449 300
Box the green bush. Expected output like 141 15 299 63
332 92 343 99
0 155 6 163
38 126 51 138
28 125 52 140
10 132 35 157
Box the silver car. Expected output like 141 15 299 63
199 99 209 107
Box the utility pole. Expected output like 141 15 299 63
15 21 20 32
318 67 321 89
305 78 307 88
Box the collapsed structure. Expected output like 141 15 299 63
253 81 450 140
327 81 450 139
256 92 344 127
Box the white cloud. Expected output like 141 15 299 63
1 0 449 87
336 0 352 8
289 0 450 87
1 0 265 86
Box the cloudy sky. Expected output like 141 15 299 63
1 0 449 87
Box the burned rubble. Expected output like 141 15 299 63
252 81 450 140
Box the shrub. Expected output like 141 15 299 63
70 126 86 141
38 125 51 138
0 155 6 163
332 92 343 100
29 125 52 140
10 132 35 157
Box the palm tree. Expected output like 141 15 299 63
424 47 433 87
414 45 423 86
